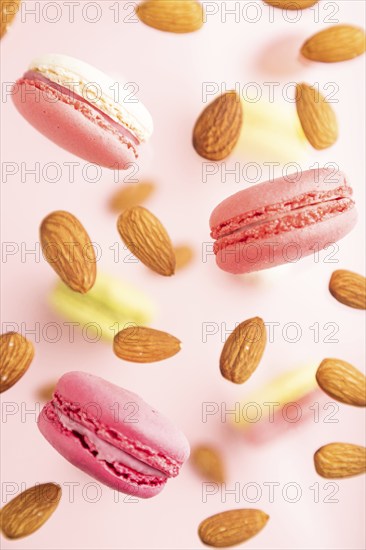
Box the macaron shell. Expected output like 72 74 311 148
54 372 190 467
50 273 155 342
236 99 308 164
38 409 165 499
216 207 357 274
242 389 321 444
210 168 346 230
29 53 154 141
12 81 137 169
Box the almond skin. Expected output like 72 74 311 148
175 244 194 270
198 509 269 548
264 0 318 8
193 91 243 161
109 181 155 213
1 0 21 39
113 326 181 363
117 206 176 276
0 332 34 393
314 443 366 479
329 270 366 310
316 359 366 407
301 25 366 63
191 445 225 483
0 483 61 539
220 317 266 384
296 83 338 150
40 211 96 294
36 381 57 402
136 0 204 33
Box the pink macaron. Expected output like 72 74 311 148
12 54 153 169
38 372 190 498
210 168 357 274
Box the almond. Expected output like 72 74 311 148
1 0 21 39
175 244 194 270
301 25 366 63
0 332 34 393
0 483 61 539
193 92 243 161
314 443 366 479
36 381 57 402
329 270 366 310
40 211 96 294
109 181 155 213
117 206 176 276
296 83 338 150
316 359 366 407
113 326 181 362
198 509 269 547
191 445 225 483
264 0 318 8
220 317 266 384
136 0 204 33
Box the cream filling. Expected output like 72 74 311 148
29 55 153 142
58 410 167 478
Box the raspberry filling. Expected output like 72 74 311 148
17 71 139 156
212 186 354 253
43 392 182 484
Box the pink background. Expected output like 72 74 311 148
1 1 365 549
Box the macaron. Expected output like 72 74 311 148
210 168 357 274
38 372 190 498
50 272 155 342
237 99 308 164
12 54 153 169
232 365 321 443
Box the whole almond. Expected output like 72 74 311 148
264 0 318 8
220 317 266 384
113 326 181 362
109 181 155 213
0 332 34 393
117 206 176 276
0 483 61 539
314 443 366 479
175 244 194 270
296 83 338 150
316 359 366 407
1 0 21 39
136 0 204 33
198 509 269 548
193 92 243 161
329 270 366 310
40 211 96 294
191 445 225 483
301 25 366 62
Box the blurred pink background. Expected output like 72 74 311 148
1 1 365 549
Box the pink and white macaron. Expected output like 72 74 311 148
12 54 153 169
210 168 357 274
38 372 190 498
